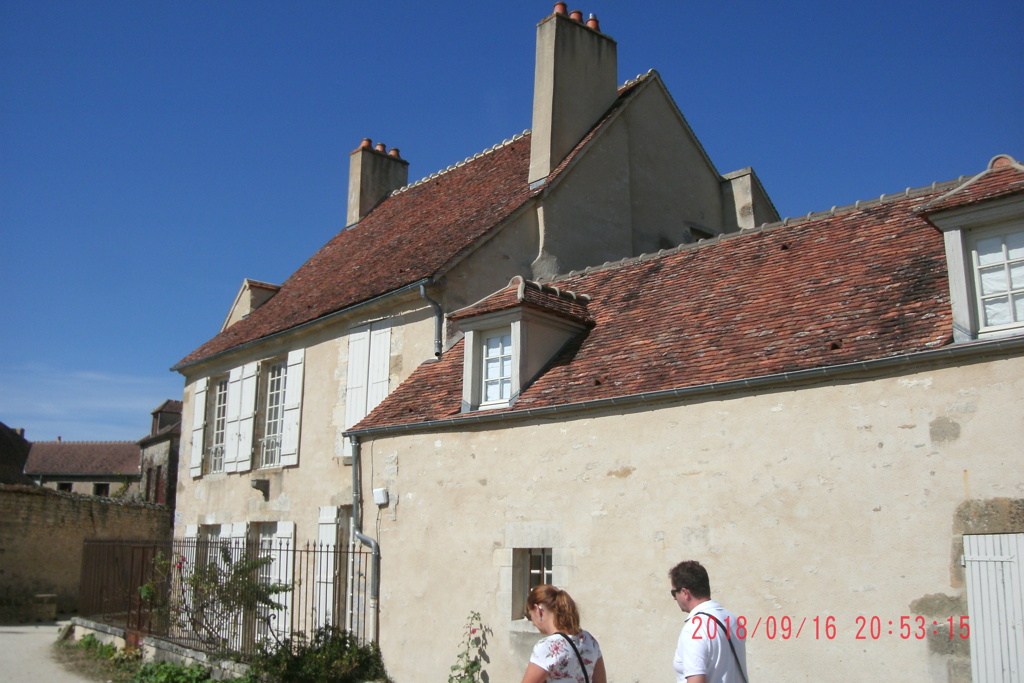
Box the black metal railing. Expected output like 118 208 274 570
79 537 373 656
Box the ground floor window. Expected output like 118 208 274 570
92 483 110 497
512 547 552 619
56 482 72 492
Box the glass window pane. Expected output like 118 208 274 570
984 296 1010 326
1006 230 1024 259
1014 293 1024 322
980 265 1008 295
485 336 502 357
501 356 512 376
485 381 500 402
485 357 500 379
976 236 1004 265
500 379 511 400
1010 262 1024 289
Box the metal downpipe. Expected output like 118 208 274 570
419 283 443 358
350 436 381 643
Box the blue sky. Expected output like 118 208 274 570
2 1 1022 442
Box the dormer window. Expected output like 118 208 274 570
482 331 514 405
924 156 1024 342
451 277 592 413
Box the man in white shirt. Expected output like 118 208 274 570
669 560 748 683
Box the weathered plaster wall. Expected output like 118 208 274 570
359 355 1023 682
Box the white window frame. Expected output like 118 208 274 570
460 312 521 412
932 195 1024 342
207 376 228 474
481 330 514 407
259 360 288 468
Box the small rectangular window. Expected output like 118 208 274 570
511 547 552 619
93 483 110 497
56 482 73 492
482 333 513 404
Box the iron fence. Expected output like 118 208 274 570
79 537 373 656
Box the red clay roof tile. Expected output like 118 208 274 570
24 441 140 476
175 79 649 369
353 177 988 431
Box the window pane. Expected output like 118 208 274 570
984 296 1011 326
485 381 501 402
485 336 502 357
500 378 511 400
980 265 1008 295
1015 293 1024 322
1007 230 1024 259
485 357 501 379
976 236 1004 265
1010 262 1024 289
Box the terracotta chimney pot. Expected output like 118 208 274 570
569 9 583 22
359 138 372 150
388 148 401 159
375 142 387 153
586 14 599 30
553 2 568 14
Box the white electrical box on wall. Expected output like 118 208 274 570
372 487 389 506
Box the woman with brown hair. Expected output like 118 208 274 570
521 585 607 683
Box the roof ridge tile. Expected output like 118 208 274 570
393 131 531 195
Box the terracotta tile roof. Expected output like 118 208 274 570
152 399 183 414
354 172 1004 432
24 441 140 477
174 78 649 370
918 154 1024 215
450 276 592 325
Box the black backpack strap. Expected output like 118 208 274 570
700 614 748 683
556 632 590 683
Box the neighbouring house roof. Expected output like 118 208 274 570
352 159 1024 432
151 399 183 415
24 441 141 477
0 422 34 485
174 75 653 370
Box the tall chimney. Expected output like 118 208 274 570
528 7 618 184
346 138 409 226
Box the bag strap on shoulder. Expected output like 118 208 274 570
556 632 590 683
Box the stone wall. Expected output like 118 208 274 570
0 485 172 620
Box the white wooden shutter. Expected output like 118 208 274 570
316 507 341 628
236 362 259 471
345 327 370 430
965 533 1024 682
223 366 243 472
189 379 208 477
366 322 391 413
280 349 304 467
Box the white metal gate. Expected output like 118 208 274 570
964 533 1024 682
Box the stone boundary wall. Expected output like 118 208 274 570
0 485 172 621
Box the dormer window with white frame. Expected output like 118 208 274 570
931 193 1024 342
453 277 592 413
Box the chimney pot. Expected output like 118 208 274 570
569 9 583 22
375 142 387 153
57 436 62 442
586 13 599 30
359 138 372 150
388 148 401 158
553 2 568 14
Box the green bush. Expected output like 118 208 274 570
132 661 212 683
242 626 391 683
77 633 118 660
